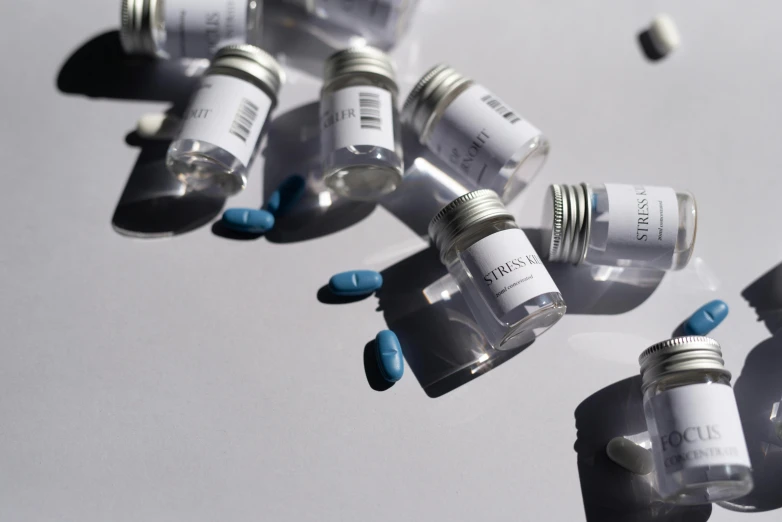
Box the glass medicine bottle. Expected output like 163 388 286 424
167 44 284 197
403 64 550 203
428 189 566 350
320 46 404 200
639 336 753 504
120 0 263 59
541 183 697 270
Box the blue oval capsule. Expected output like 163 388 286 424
328 270 383 296
221 208 275 234
264 175 306 217
684 299 729 336
376 330 404 383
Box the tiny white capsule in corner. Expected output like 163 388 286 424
136 113 181 140
649 13 681 56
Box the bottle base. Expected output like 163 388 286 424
498 135 550 203
324 164 403 201
167 140 247 198
498 293 566 350
659 466 754 505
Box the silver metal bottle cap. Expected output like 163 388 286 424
545 183 592 265
120 0 161 56
208 44 286 100
428 189 514 259
402 64 472 143
323 47 397 91
639 336 730 392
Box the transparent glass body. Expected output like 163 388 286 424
167 71 273 197
643 371 753 505
442 218 566 350
321 74 404 200
149 0 263 58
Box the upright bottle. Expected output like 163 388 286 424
639 336 753 504
428 190 566 350
403 64 550 203
167 44 284 196
541 183 697 270
320 46 403 200
120 0 263 58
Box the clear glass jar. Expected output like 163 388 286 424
402 64 550 203
167 44 283 197
320 46 403 200
542 183 697 270
120 0 264 59
428 190 566 350
279 0 419 48
639 337 753 504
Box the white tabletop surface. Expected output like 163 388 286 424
2 1 782 520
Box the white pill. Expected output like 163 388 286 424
648 13 681 56
606 436 654 475
136 113 181 140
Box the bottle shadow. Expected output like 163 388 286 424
718 263 782 513
261 102 376 243
575 376 713 521
377 246 531 398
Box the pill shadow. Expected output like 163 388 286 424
57 30 204 102
112 133 225 238
211 221 265 241
523 228 665 315
637 29 666 62
377 246 529 398
262 102 376 243
317 285 374 305
575 376 712 522
363 340 395 392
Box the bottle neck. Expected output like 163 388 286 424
546 183 592 264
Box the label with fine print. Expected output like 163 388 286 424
648 383 751 493
177 75 272 167
164 0 248 58
428 84 542 191
460 229 560 315
605 184 679 270
321 86 396 154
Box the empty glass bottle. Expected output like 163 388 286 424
429 190 566 350
542 183 697 270
639 336 753 504
320 46 403 200
120 0 263 58
403 64 550 203
167 44 284 196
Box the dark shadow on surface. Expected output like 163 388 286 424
210 221 264 241
57 30 204 103
575 376 712 522
262 102 376 243
377 246 529 398
112 134 225 238
364 340 394 392
317 285 374 305
742 262 782 334
637 30 665 62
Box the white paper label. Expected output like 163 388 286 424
648 384 751 494
177 75 272 167
320 86 396 154
164 0 248 58
313 0 398 30
604 184 678 269
429 84 542 191
459 229 559 315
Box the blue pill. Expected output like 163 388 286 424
221 208 275 234
684 300 729 336
264 175 306 217
376 330 404 383
328 270 383 296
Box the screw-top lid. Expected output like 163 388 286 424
402 64 472 143
428 189 514 259
208 44 286 99
639 336 730 392
120 0 162 55
545 183 592 264
323 46 397 91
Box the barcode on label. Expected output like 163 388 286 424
229 98 260 142
359 92 383 130
480 94 521 124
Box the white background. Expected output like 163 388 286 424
1 1 781 521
